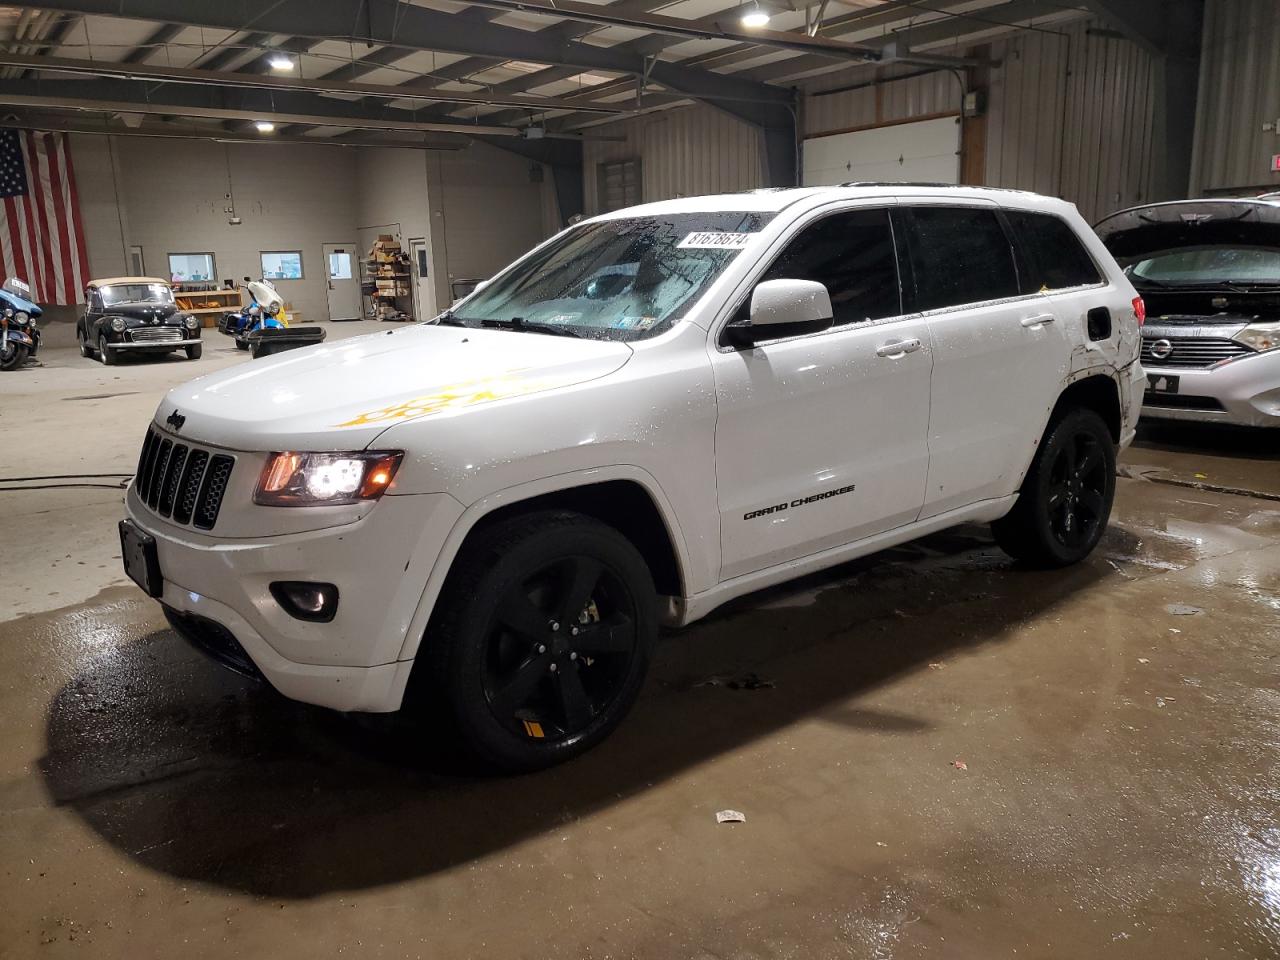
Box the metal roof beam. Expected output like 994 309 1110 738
0 77 615 139
13 0 796 128
3 52 626 114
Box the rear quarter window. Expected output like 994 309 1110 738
901 206 1020 311
1006 210 1102 291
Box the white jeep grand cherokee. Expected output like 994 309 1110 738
120 185 1144 770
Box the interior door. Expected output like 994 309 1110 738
711 206 934 581
408 238 436 321
322 242 362 321
895 204 1072 518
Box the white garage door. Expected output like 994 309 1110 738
802 115 961 187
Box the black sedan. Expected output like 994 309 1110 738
77 277 202 365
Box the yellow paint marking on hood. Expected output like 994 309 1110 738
335 370 577 427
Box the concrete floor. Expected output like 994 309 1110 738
2 324 1278 959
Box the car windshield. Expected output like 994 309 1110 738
1127 246 1280 287
100 283 174 306
446 211 775 340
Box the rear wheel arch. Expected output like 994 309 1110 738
1052 371 1122 442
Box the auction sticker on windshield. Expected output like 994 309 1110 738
678 232 753 250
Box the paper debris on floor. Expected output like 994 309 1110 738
715 809 746 824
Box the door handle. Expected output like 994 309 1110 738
1020 314 1056 327
876 337 923 358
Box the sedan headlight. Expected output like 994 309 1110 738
1233 321 1279 353
184 315 199 330
255 451 403 506
110 317 127 332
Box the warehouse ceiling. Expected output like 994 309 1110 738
0 0 1100 153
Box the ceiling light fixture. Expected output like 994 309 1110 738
268 54 294 71
740 3 771 28
255 121 276 133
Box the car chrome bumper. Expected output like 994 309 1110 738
116 338 202 348
1141 350 1280 428
124 486 464 712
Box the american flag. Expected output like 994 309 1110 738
0 128 89 306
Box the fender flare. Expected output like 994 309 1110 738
393 464 693 664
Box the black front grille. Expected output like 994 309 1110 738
1141 336 1252 368
163 606 264 681
1143 392 1227 412
134 426 235 530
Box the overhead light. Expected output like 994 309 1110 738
268 54 294 71
255 121 276 133
740 3 771 28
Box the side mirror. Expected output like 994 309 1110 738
726 278 834 347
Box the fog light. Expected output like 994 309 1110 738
270 581 339 623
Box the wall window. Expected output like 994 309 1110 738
597 158 641 213
261 251 304 280
1004 211 1102 292
759 208 901 325
902 207 1020 311
168 252 217 284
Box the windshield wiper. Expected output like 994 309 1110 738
432 309 468 327
479 317 583 338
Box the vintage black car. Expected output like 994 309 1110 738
77 277 202 365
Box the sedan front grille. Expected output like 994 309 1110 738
134 427 234 530
1140 336 1252 368
129 326 183 343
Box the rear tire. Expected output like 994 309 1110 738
235 339 249 351
992 407 1116 567
185 343 202 360
415 510 658 773
98 334 116 366
78 328 91 358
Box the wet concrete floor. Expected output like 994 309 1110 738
2 345 1279 958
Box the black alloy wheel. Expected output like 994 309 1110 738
1045 429 1108 551
482 554 639 742
992 407 1116 567
419 511 657 772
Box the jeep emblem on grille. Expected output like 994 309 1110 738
166 409 186 431
1149 339 1173 360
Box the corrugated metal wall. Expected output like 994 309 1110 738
802 67 960 137
1190 0 1280 194
582 103 764 215
985 19 1158 222
583 17 1163 223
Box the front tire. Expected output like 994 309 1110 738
418 511 658 772
0 340 27 370
185 343 202 360
98 334 116 366
992 407 1116 567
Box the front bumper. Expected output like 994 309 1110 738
1141 349 1280 427
113 338 202 349
125 484 464 712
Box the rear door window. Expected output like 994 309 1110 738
1006 210 1102 291
901 206 1020 311
758 207 901 325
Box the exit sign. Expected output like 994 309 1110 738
1273 154 1280 172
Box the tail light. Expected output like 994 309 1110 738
1131 296 1146 326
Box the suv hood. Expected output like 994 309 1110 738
157 324 633 450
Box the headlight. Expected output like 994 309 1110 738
111 317 126 332
184 315 199 330
13 311 28 326
2 307 11 318
1234 321 1279 353
254 451 403 506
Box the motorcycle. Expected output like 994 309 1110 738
218 277 325 359
0 277 42 371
